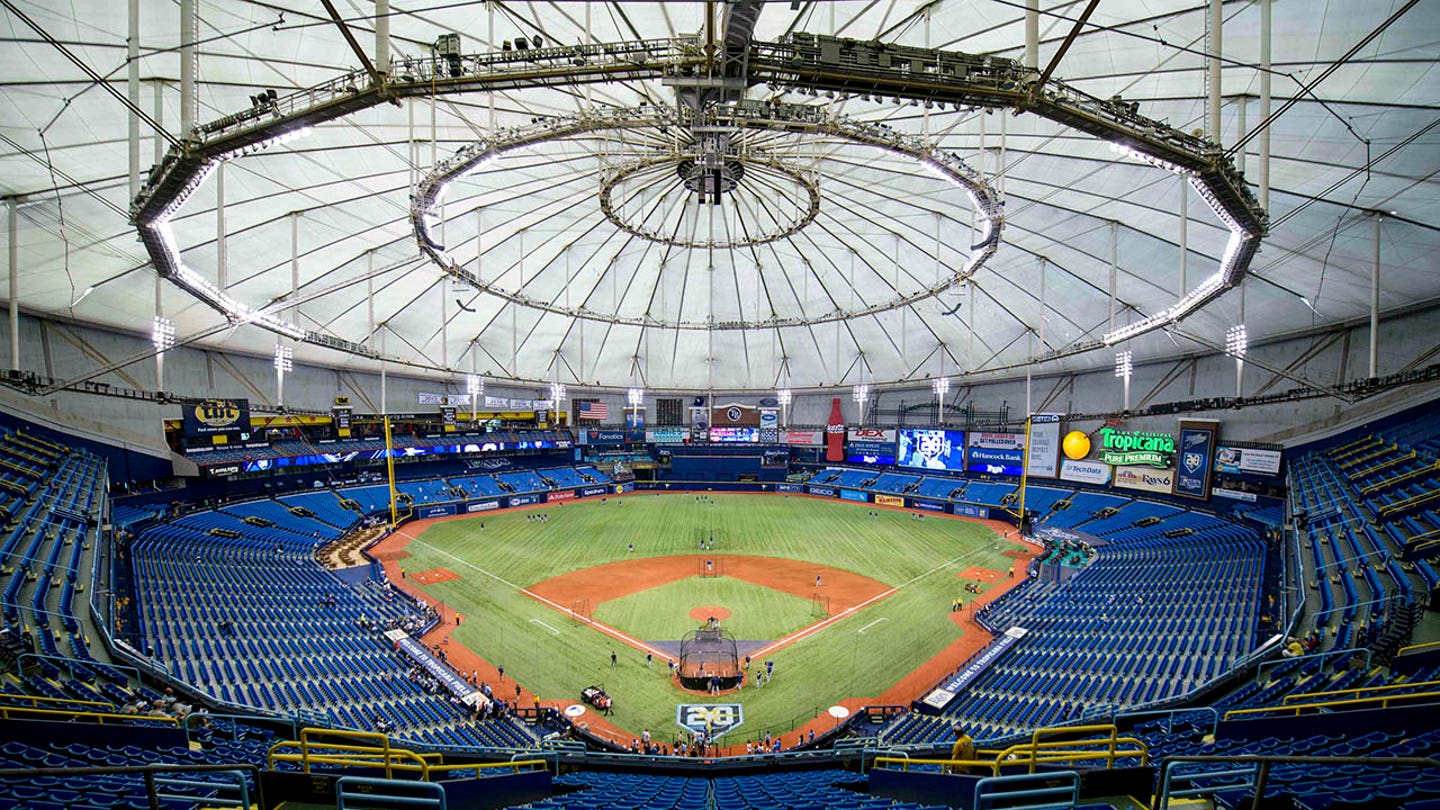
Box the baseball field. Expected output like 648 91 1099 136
385 492 1026 747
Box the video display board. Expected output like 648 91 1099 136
897 428 966 471
708 426 759 443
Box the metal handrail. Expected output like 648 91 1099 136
1282 677 1440 705
0 762 265 810
1224 689 1440 720
1154 754 1440 810
0 704 178 726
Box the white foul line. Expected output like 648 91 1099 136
857 617 889 634
529 619 561 636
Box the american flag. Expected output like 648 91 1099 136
578 402 608 421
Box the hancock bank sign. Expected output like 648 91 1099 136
1097 428 1174 468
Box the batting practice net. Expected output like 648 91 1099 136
676 626 741 690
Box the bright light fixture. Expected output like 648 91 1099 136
627 387 644 408
151 316 176 351
1115 350 1133 379
273 344 293 372
932 377 950 396
1226 324 1248 359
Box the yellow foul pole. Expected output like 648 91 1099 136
384 415 398 528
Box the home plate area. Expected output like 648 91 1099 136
410 568 461 585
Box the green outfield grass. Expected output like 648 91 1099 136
591 576 821 641
401 493 1014 742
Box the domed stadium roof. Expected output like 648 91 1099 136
1 1 1435 391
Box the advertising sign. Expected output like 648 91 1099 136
1212 487 1258 502
1214 446 1283 476
759 409 778 429
182 398 250 438
953 503 990 519
966 432 1026 476
1097 428 1175 468
807 486 836 497
847 428 898 443
897 429 967 472
840 489 869 502
709 426 759 443
440 406 457 430
1174 420 1219 500
825 398 845 463
589 430 628 444
847 441 896 465
482 395 552 410
1060 458 1112 485
418 504 456 519
507 493 542 508
921 627 1027 711
646 427 688 444
875 494 905 507
913 499 946 512
1025 414 1063 479
783 429 825 446
465 501 500 513
580 486 609 497
419 392 471 406
548 490 577 502
776 483 804 493
1113 465 1176 494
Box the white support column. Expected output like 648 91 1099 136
1207 0 1222 145
1024 0 1039 70
153 80 165 165
128 0 141 201
375 0 390 77
1370 214 1382 379
290 212 300 321
1259 0 1272 210
180 0 196 138
154 277 164 390
380 325 388 415
1179 179 1188 293
215 162 226 289
1236 95 1247 178
7 199 17 373
1108 221 1118 332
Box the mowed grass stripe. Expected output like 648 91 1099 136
401 493 1015 740
591 577 820 641
412 494 996 586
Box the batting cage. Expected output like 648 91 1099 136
696 556 725 577
676 626 741 690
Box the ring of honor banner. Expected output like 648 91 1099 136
1025 414 1063 479
1174 419 1219 500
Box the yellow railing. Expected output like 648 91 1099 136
1361 460 1439 495
1351 451 1416 481
1337 443 1393 470
1225 689 1440 721
1330 435 1377 458
1398 640 1440 657
0 705 177 726
872 724 1147 777
1379 487 1440 518
1283 678 1440 705
0 693 112 710
267 728 546 781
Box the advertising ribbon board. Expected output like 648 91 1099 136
920 627 1027 712
1113 465 1176 494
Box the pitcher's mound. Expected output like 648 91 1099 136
689 606 731 622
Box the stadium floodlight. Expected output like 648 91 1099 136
775 388 792 407
1227 324 1247 400
273 343 293 372
931 377 950 397
1226 324 1248 359
151 316 176 351
1115 350 1133 412
549 381 567 404
1114 350 1133 379
852 384 870 423
627 387 644 408
466 373 483 395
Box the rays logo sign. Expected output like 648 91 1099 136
676 704 744 738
